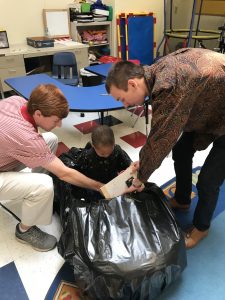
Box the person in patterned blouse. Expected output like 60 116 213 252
105 48 225 249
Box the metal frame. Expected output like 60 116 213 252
157 0 221 57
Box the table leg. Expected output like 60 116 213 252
100 111 104 125
0 82 4 99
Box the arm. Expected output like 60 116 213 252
138 86 196 183
138 51 213 183
43 156 103 191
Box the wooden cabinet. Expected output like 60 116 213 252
23 47 88 71
71 21 112 54
0 55 26 92
72 47 89 70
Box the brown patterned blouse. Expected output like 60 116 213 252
138 48 225 182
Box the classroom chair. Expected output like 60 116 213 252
52 52 79 86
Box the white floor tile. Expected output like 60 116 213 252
15 248 64 300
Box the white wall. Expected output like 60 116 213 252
0 0 222 57
165 0 224 51
0 0 73 44
0 0 165 57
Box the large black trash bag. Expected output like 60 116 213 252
51 147 101 228
58 182 187 300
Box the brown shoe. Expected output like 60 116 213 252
185 227 209 249
169 197 190 211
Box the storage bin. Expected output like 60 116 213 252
80 68 103 87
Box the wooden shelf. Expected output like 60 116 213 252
70 21 112 53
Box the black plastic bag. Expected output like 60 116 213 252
58 183 187 300
51 145 132 228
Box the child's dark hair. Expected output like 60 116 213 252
91 125 115 148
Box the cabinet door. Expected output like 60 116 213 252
0 55 26 92
74 48 89 69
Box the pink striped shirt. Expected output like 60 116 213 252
0 96 55 171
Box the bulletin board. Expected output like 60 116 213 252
43 9 70 38
196 0 225 16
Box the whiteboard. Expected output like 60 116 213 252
43 9 70 37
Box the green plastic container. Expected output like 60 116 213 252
108 6 113 21
81 3 91 13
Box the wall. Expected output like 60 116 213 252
196 0 225 16
165 0 224 51
1 0 222 58
0 0 164 57
0 0 73 44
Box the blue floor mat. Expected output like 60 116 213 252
161 167 225 230
0 262 29 300
159 166 225 299
159 210 225 300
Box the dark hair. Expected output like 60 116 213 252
27 84 69 119
105 61 144 93
91 125 115 148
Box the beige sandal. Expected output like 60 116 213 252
185 227 209 249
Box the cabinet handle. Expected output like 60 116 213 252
8 69 17 73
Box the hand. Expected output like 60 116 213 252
135 184 145 192
132 178 145 192
122 178 145 195
129 161 140 176
123 183 145 195
123 184 139 194
119 163 139 177
96 181 104 192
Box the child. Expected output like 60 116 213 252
73 125 132 183
52 125 132 219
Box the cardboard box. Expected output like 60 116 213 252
26 36 54 48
